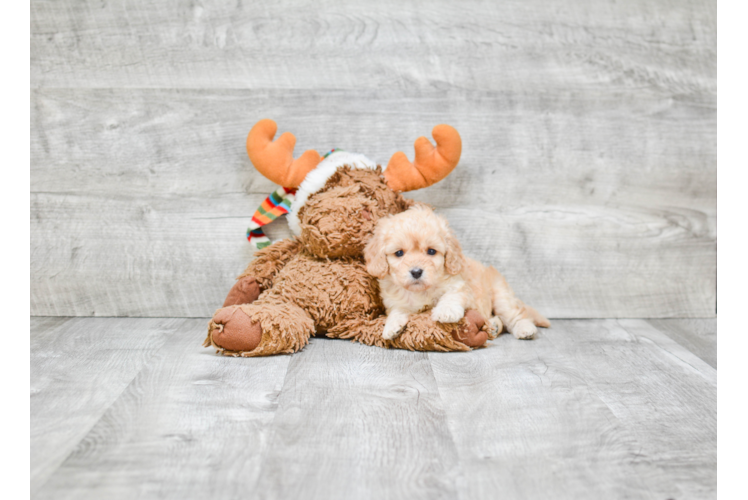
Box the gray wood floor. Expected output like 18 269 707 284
31 317 716 500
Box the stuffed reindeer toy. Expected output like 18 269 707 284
204 119 490 356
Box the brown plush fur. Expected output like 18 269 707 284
298 167 412 258
236 238 301 290
204 166 488 356
328 310 488 351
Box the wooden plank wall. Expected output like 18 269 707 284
30 0 716 318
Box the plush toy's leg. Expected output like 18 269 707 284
222 276 261 307
204 299 315 357
451 309 488 347
327 309 488 351
217 238 301 309
238 238 301 290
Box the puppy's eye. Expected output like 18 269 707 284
394 250 404 257
427 248 437 256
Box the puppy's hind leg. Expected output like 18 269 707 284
508 317 538 340
487 266 543 340
486 316 503 338
525 305 551 328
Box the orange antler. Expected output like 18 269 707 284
246 119 322 187
383 124 462 192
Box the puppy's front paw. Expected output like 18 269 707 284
431 302 465 324
511 320 537 340
382 319 407 340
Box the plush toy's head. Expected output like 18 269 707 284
245 119 462 258
297 165 411 258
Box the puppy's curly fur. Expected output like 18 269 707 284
364 205 550 341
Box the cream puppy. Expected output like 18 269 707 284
364 205 550 341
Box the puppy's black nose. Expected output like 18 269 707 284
410 268 423 279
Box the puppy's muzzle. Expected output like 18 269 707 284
410 268 423 279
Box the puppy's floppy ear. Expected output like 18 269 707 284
364 222 389 279
443 221 464 276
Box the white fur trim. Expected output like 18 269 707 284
287 151 380 235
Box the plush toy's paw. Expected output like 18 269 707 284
431 302 465 324
382 315 408 340
223 276 261 307
451 309 488 348
511 319 537 340
208 305 263 352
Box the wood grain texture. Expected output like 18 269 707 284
30 317 181 495
31 88 715 317
596 319 717 499
34 318 291 500
30 0 715 93
31 317 716 499
429 319 716 500
254 338 459 500
647 318 717 368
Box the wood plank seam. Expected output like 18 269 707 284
31 318 191 494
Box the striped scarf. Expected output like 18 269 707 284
246 186 296 249
245 149 342 249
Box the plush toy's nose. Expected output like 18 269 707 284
410 268 423 279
